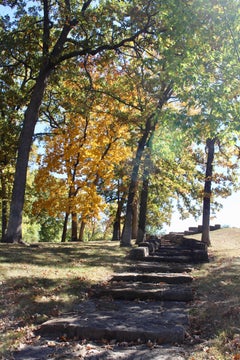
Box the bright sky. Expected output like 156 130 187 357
166 192 240 233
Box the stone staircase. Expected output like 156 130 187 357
38 234 208 347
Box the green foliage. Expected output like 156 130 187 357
1 0 239 240
38 214 63 242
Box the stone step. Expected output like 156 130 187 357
39 299 189 345
127 262 193 273
111 273 193 284
91 282 193 302
155 249 209 262
156 246 206 253
145 255 193 263
146 253 208 263
161 237 207 250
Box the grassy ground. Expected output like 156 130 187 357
0 229 240 359
0 241 129 358
187 228 240 360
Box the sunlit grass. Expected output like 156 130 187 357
187 228 240 360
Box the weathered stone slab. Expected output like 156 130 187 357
129 247 149 260
39 300 189 345
145 255 193 263
146 252 208 263
177 238 207 250
92 282 193 302
155 248 209 262
127 262 193 273
111 273 193 284
138 242 156 254
156 247 193 255
12 342 188 360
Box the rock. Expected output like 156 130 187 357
129 247 149 260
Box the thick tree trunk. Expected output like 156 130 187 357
120 85 172 247
61 212 69 242
4 71 50 243
112 219 121 241
79 220 86 242
120 117 153 247
132 197 139 240
201 138 215 246
136 153 150 244
0 170 8 240
112 181 125 241
71 212 78 241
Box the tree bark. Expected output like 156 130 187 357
61 212 69 242
0 169 8 240
201 138 216 246
71 212 78 241
112 198 123 241
112 218 121 241
120 116 153 247
132 196 139 240
79 220 86 242
112 180 126 241
4 70 51 243
120 84 173 247
136 151 150 244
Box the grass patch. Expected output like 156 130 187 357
187 228 240 360
0 241 130 358
1 229 240 359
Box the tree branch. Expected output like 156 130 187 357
81 0 93 13
43 0 50 57
54 27 152 65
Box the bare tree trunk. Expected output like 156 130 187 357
120 123 150 246
61 212 69 242
0 170 8 240
112 199 123 241
132 197 139 240
4 71 50 243
136 151 150 244
201 138 216 246
112 218 121 241
71 212 78 241
79 220 86 242
120 85 172 247
112 180 124 241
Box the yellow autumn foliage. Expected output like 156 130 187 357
34 79 132 221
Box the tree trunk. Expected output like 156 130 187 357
132 197 139 240
4 70 51 243
112 181 125 241
136 151 150 244
120 116 153 247
120 85 173 247
71 212 78 241
201 138 216 246
112 219 121 241
79 220 86 242
0 169 8 240
61 212 69 242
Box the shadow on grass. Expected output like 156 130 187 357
190 256 240 342
0 242 129 270
0 242 130 335
0 275 92 326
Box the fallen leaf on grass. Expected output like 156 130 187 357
47 340 56 347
